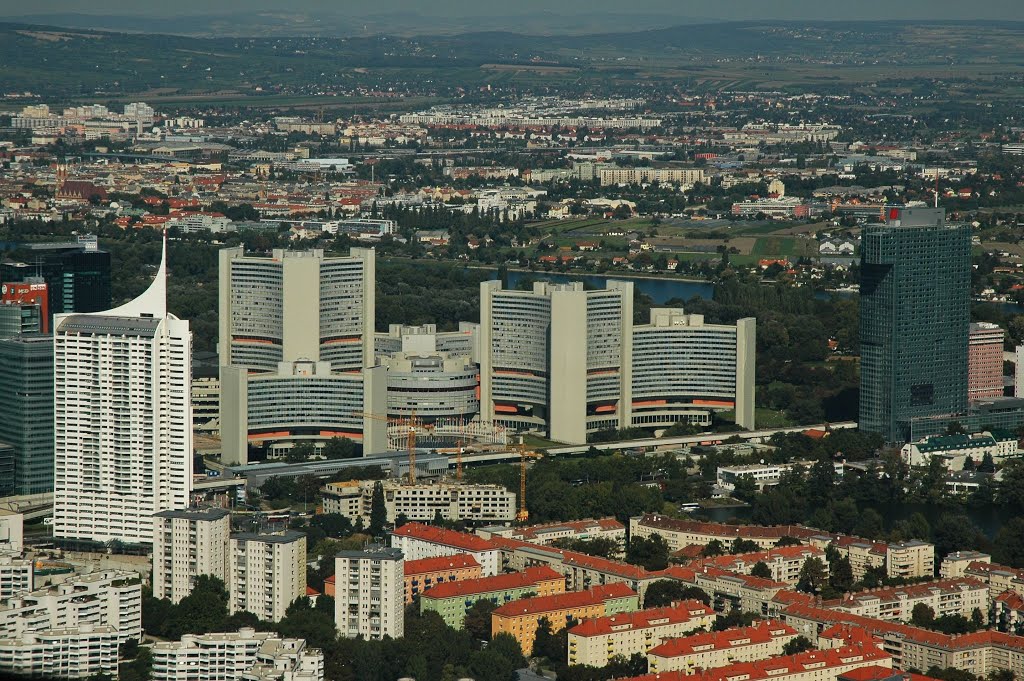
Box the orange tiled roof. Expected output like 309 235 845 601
493 583 636 618
569 600 713 638
420 565 561 601
392 522 496 552
648 620 798 658
405 553 480 576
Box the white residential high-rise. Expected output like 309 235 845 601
53 236 191 544
151 628 324 681
334 545 404 640
230 532 306 622
153 508 231 603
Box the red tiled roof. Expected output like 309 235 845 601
648 620 798 658
635 515 818 541
392 522 496 552
420 565 562 601
488 535 650 580
516 517 624 540
824 578 986 609
405 553 480 576
839 665 942 681
995 590 1024 610
306 586 321 596
493 583 636 618
622 643 889 681
569 600 713 638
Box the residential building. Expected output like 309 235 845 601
403 554 482 604
825 578 987 622
0 570 141 677
334 545 404 640
859 208 971 441
783 603 1024 676
969 323 1005 400
567 600 716 668
940 551 992 579
390 523 501 576
0 626 121 679
151 628 324 681
884 541 936 580
621 641 890 681
230 532 307 622
491 583 639 655
478 518 626 555
153 507 231 603
322 479 516 525
962 561 1024 596
687 546 829 586
419 565 565 629
0 334 54 495
218 247 381 464
0 513 23 555
53 237 191 544
0 553 32 598
716 461 842 492
900 432 1017 470
598 167 706 186
646 620 800 674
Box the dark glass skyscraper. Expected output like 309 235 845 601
0 237 111 322
0 334 55 494
859 207 971 442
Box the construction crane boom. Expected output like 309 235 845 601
353 410 426 484
515 439 542 523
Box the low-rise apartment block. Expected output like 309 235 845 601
567 600 715 668
688 546 829 586
334 545 404 640
404 554 482 604
322 480 516 524
153 507 231 603
962 561 1024 595
0 570 142 679
151 628 324 681
826 578 987 622
783 603 1024 677
940 551 992 579
478 517 625 555
391 523 501 576
901 432 1017 470
647 620 799 675
230 531 307 622
623 641 890 681
420 565 565 629
493 583 639 655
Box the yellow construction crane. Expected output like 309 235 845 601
515 440 542 523
353 411 430 484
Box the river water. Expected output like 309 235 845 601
503 271 715 305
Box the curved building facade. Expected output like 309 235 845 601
632 310 755 430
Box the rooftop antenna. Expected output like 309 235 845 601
934 174 939 209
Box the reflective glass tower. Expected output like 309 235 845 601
859 207 971 441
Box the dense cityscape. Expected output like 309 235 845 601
2 4 1024 681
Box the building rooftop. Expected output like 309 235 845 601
647 620 798 658
421 565 562 600
405 553 480 575
391 522 496 552
155 507 231 521
337 544 403 561
492 583 636 618
232 530 306 545
569 600 713 638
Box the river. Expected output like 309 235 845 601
503 271 715 305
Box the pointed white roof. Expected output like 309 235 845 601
100 232 167 318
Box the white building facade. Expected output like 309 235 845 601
53 237 191 544
230 532 307 622
153 507 231 603
334 546 405 640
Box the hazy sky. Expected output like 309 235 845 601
3 0 1023 21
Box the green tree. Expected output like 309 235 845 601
286 442 316 463
782 636 814 655
731 538 761 554
994 518 1024 567
912 603 936 627
643 581 711 608
626 535 670 571
829 555 855 593
465 599 497 641
369 481 387 536
533 617 559 661
853 508 885 539
322 437 358 459
701 539 726 557
751 561 773 579
797 557 828 594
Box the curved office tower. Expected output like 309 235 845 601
53 236 191 544
218 247 383 464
